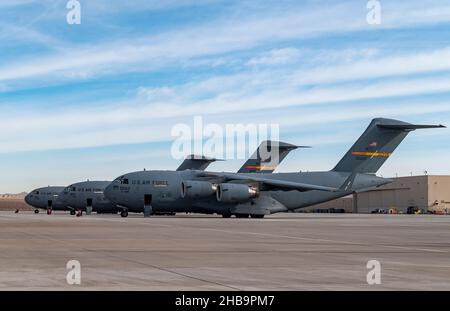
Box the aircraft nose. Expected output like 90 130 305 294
24 194 32 205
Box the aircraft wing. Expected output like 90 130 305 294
196 172 338 192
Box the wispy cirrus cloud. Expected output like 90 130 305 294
246 48 302 66
2 1 450 86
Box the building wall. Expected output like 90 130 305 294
428 176 450 213
302 197 353 213
299 175 450 214
355 176 450 213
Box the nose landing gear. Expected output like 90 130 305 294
143 194 152 218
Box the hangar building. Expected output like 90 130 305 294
354 175 450 214
304 175 450 214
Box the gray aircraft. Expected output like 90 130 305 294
24 186 67 213
104 118 445 218
25 141 298 216
60 181 118 215
109 140 301 217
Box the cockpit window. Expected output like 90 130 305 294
115 176 129 184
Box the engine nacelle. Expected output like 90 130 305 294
216 183 259 203
181 180 217 199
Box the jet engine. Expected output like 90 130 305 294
181 180 217 199
216 183 259 203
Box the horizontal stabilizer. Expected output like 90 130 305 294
377 124 446 131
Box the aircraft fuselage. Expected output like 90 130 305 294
104 170 390 215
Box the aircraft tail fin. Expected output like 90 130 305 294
238 141 309 173
177 155 221 171
332 118 445 174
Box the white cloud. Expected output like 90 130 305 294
247 48 301 66
3 1 450 84
1 72 450 153
293 47 450 85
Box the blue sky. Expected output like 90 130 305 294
1 0 450 193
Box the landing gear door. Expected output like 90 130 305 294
86 198 93 215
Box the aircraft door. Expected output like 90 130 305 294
144 194 152 205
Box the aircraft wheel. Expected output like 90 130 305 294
120 210 129 218
250 214 265 219
34 209 39 214
70 210 76 216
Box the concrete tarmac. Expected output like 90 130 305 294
0 211 449 290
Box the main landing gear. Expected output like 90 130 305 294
34 209 39 214
120 209 129 218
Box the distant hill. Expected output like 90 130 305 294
0 192 28 200
0 192 30 211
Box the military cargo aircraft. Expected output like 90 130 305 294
104 118 445 218
25 141 298 216
24 186 67 214
60 181 117 215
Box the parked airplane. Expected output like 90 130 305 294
60 181 118 215
25 141 298 216
24 186 67 214
104 118 445 218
